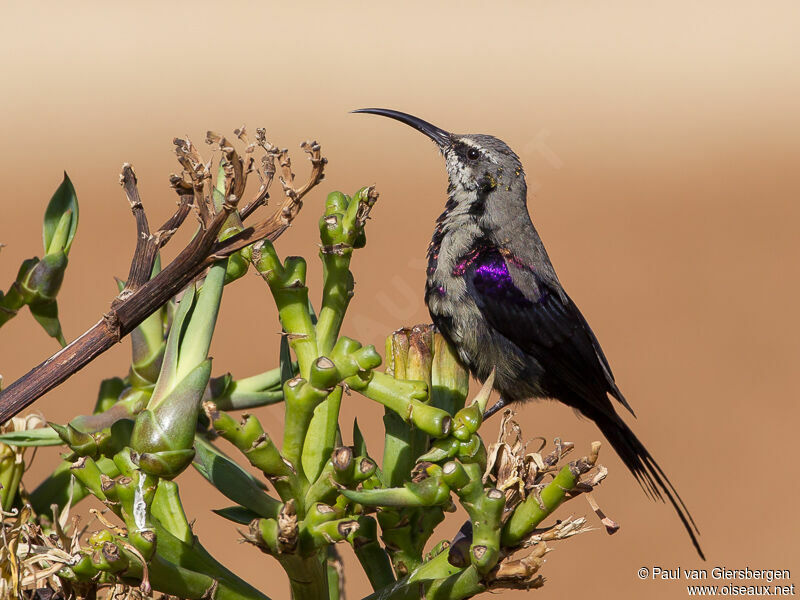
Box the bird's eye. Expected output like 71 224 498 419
466 147 480 160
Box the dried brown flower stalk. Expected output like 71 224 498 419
0 131 327 424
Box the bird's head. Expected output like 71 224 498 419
353 108 525 199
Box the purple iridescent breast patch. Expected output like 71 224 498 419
457 247 533 307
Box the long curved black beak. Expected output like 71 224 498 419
352 108 451 148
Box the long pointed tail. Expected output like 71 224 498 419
593 412 705 560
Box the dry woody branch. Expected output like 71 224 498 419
0 132 327 424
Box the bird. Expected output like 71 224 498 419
353 108 704 559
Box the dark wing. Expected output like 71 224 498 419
464 246 634 416
464 247 704 558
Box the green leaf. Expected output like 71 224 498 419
359 550 467 600
177 261 225 380
308 296 318 325
150 283 197 404
212 506 263 525
0 428 64 447
358 574 435 600
353 418 367 457
213 161 227 211
192 436 281 520
29 299 65 346
302 386 342 482
352 417 383 482
43 172 79 256
92 377 126 414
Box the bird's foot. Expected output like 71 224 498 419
483 396 509 419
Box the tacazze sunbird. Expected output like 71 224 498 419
354 108 704 559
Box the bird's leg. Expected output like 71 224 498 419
483 396 509 419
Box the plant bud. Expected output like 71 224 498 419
21 252 67 302
130 360 211 478
309 356 340 390
324 191 349 216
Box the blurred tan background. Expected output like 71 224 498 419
2 1 799 598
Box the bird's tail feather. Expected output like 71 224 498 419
594 413 706 560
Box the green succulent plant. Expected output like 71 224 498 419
0 132 609 600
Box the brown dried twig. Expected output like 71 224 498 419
217 140 326 257
0 131 327 424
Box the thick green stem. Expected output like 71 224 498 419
501 464 578 546
378 505 445 578
392 326 434 483
375 327 466 487
382 411 413 487
326 546 342 600
211 364 294 410
230 365 286 392
72 448 269 598
276 551 329 600
342 475 450 508
281 375 330 487
362 372 451 439
213 388 284 411
316 188 376 354
381 331 414 486
151 516 269 599
277 289 319 378
152 479 193 543
351 516 395 591
430 334 469 416
207 410 299 501
255 242 318 379
447 462 503 575
315 253 353 356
